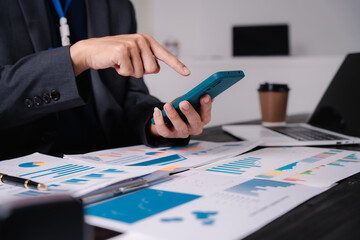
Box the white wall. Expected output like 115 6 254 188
133 0 360 58
130 0 358 127
131 0 153 35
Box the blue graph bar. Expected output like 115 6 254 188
300 158 319 163
101 169 125 173
20 164 73 177
159 159 185 166
206 169 245 175
226 179 294 197
127 154 186 166
328 163 345 167
343 154 358 160
206 157 261 175
62 179 88 184
54 166 95 178
300 151 340 163
14 190 49 198
338 159 355 163
19 164 95 179
85 189 200 224
83 173 105 178
330 149 342 153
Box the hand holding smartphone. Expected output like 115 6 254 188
151 70 245 124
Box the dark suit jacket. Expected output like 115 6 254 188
0 0 188 160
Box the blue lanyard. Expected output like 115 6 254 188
51 0 72 46
51 0 72 18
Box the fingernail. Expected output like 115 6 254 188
154 107 161 117
165 103 174 113
183 66 190 75
181 102 190 111
204 95 210 103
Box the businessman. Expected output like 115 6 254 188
0 0 212 160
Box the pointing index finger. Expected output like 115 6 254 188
144 34 190 76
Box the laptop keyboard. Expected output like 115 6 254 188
267 126 348 141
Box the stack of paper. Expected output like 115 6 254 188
64 140 259 168
84 146 360 240
0 153 162 203
1 141 359 240
0 140 257 204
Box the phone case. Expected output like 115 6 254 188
151 70 245 124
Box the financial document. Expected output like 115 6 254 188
196 146 360 187
65 140 259 168
0 153 161 203
85 171 329 240
2 145 359 239
85 146 360 240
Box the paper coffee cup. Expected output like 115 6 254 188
258 83 289 126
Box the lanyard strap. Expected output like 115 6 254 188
51 0 72 46
52 0 72 18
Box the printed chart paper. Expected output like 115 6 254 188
65 140 259 168
0 153 161 203
85 146 360 239
85 171 329 240
196 147 360 187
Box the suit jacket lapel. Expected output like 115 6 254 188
18 0 52 52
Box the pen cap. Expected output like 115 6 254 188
0 194 90 240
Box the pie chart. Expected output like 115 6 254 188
18 162 46 168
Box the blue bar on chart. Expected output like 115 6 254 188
159 142 202 151
82 173 112 179
85 189 201 224
19 164 95 179
14 190 50 198
127 154 186 166
61 179 89 184
226 179 295 197
327 153 360 167
100 169 126 173
300 150 341 163
206 157 261 175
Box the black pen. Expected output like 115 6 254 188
0 173 48 191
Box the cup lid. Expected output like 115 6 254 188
258 82 290 92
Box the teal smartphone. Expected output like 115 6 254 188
151 70 245 124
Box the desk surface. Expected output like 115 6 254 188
94 114 360 240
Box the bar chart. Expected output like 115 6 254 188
300 150 341 163
85 189 201 224
327 154 360 167
205 157 261 175
128 154 187 166
226 179 294 197
284 165 326 182
19 164 95 179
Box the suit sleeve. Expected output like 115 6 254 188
0 46 85 129
119 0 189 147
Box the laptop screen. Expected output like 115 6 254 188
308 53 360 137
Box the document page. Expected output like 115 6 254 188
64 140 259 168
196 146 360 187
85 146 360 239
85 171 329 240
0 153 161 203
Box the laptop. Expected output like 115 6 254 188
222 53 360 146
